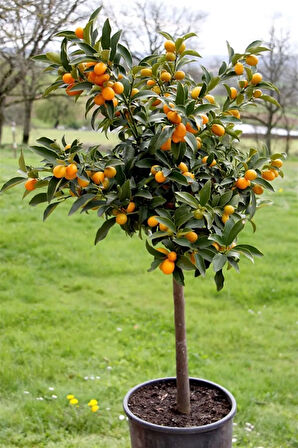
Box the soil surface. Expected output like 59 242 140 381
128 379 231 427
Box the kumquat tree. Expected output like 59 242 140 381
1 6 285 417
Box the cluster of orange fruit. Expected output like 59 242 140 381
157 247 177 274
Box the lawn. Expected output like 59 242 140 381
0 145 297 448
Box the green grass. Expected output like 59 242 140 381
0 147 297 447
2 125 118 147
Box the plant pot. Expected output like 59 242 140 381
123 377 236 448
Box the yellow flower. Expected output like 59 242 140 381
69 398 78 405
91 405 99 412
88 399 98 407
66 394 75 400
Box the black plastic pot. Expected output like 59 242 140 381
123 377 236 448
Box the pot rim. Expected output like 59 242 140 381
123 377 237 434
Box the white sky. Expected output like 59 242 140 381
170 0 297 55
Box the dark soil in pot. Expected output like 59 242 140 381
128 378 231 427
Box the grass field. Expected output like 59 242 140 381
0 143 297 448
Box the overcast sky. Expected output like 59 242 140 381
170 0 297 55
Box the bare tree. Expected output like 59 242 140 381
101 0 207 61
242 26 298 154
0 0 86 145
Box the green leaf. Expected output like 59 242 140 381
0 176 26 192
155 126 173 149
194 253 206 276
101 18 111 49
176 255 195 271
47 177 62 202
118 43 133 68
194 103 217 114
60 38 71 71
43 81 63 97
132 90 159 100
46 52 61 64
134 190 152 199
29 193 48 206
110 30 122 60
43 202 60 221
168 171 189 186
176 82 185 105
94 218 116 244
145 240 165 257
213 253 227 272
69 81 93 91
175 191 200 208
156 216 176 233
260 95 280 108
68 194 96 216
174 205 193 228
184 133 198 153
30 145 59 163
235 244 263 257
173 267 185 286
89 6 103 21
207 76 220 91
18 150 27 173
181 49 201 58
225 219 245 246
199 179 211 206
159 31 174 41
119 179 131 201
245 40 263 51
219 190 233 207
254 177 275 192
214 270 225 291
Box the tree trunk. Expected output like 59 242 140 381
22 99 33 145
0 95 6 146
173 278 190 414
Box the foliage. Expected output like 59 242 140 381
1 8 285 290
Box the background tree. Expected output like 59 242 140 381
242 26 298 154
0 0 86 145
101 0 207 61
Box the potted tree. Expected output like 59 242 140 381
1 7 284 447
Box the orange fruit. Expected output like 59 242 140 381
65 163 78 180
235 177 250 189
178 162 188 173
253 89 262 98
174 71 185 80
196 137 202 149
113 82 124 94
253 184 264 195
168 251 177 262
164 40 176 52
157 247 169 256
174 123 186 137
131 88 139 97
167 111 181 124
161 138 171 151
271 168 279 178
140 68 152 77
271 158 283 168
53 165 66 178
230 87 237 99
228 109 240 119
246 54 258 66
183 171 194 179
211 124 225 136
186 122 199 134
178 42 186 53
77 177 90 188
166 52 176 61
104 166 117 178
190 252 196 264
234 62 244 75
222 214 229 223
160 71 171 82
159 259 175 275
94 73 110 85
245 169 257 180
126 202 136 213
92 171 105 184
112 97 118 107
159 223 168 231
185 231 198 243
118 73 124 80
102 87 115 101
147 79 156 87
191 86 201 99
66 84 83 96
155 171 167 183
150 165 160 175
102 178 109 189
62 73 75 84
94 62 107 75
75 27 84 39
87 71 97 83
251 73 262 85
212 242 220 251
261 169 275 181
205 94 215 104
94 94 105 105
64 144 71 151
200 114 209 124
116 213 127 225
25 178 37 191
147 216 159 227
224 205 235 215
